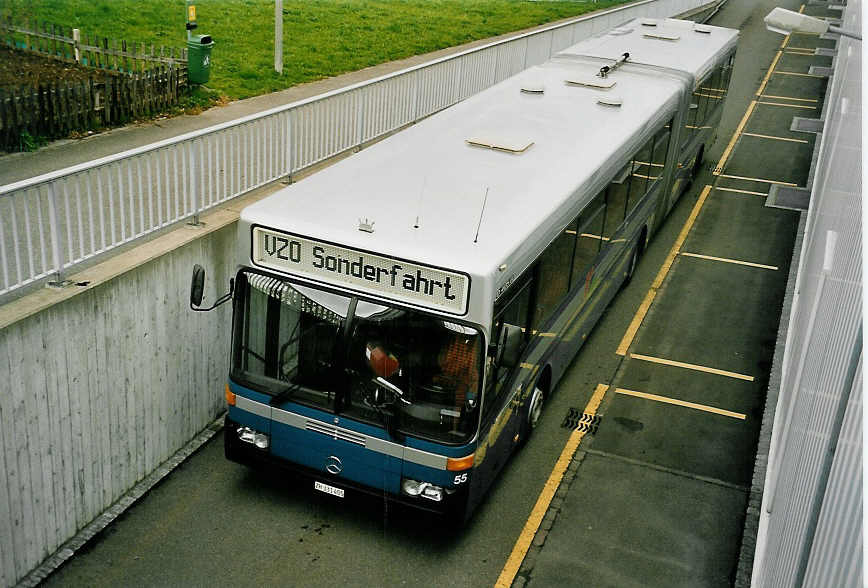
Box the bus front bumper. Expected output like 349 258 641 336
223 415 469 518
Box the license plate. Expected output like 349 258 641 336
314 480 345 498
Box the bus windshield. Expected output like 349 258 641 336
232 271 483 444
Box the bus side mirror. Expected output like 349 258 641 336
190 264 206 308
498 324 524 369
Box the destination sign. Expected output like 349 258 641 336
251 226 470 315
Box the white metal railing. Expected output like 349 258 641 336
0 0 709 300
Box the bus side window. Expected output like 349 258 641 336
684 100 699 145
531 220 577 329
693 78 711 129
701 68 720 119
487 281 532 416
626 137 653 215
684 78 712 144
572 190 606 281
723 55 735 94
604 163 630 238
649 121 672 186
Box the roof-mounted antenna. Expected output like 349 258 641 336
598 52 630 78
473 187 490 244
414 176 427 229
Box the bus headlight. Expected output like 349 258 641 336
237 426 269 450
401 478 444 502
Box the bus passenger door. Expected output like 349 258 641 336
471 282 532 503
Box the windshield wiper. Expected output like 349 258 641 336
372 377 411 405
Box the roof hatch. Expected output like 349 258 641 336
643 31 681 41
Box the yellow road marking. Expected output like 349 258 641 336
717 174 798 186
520 362 536 370
756 51 782 96
742 132 809 144
714 100 756 174
757 100 818 110
496 383 609 588
774 71 826 78
616 185 712 355
630 353 755 381
617 289 657 356
680 252 778 271
715 186 769 197
759 94 817 103
615 388 747 420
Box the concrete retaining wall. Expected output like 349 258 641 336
0 223 235 587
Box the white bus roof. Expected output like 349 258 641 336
557 18 739 88
239 17 745 316
242 60 682 292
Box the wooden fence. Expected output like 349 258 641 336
0 19 189 150
0 66 184 151
1 18 188 73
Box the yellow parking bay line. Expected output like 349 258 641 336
758 100 818 110
718 174 798 186
680 252 779 271
616 185 713 356
742 132 809 144
630 353 755 381
759 94 818 103
615 388 747 420
496 383 609 588
715 186 769 197
774 71 827 78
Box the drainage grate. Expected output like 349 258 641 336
561 408 602 433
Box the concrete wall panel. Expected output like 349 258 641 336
0 224 236 585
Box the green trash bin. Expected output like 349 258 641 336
187 34 213 84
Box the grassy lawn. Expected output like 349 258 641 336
3 0 630 100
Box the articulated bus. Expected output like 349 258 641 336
191 18 738 520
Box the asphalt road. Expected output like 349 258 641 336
42 0 829 585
